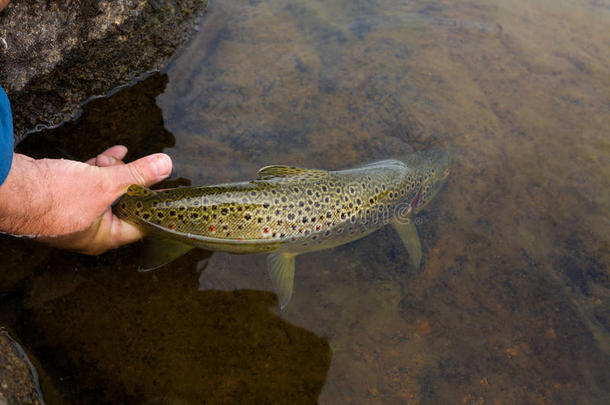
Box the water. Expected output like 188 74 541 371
3 0 610 403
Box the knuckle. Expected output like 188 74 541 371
127 164 148 185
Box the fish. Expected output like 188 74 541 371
114 149 450 308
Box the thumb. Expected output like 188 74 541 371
107 153 172 196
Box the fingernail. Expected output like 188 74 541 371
151 154 172 179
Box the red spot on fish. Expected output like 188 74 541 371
169 224 175 230
411 188 423 209
292 237 297 241
263 227 270 234
209 225 216 232
237 237 243 241
316 225 321 231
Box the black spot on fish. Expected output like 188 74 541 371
302 217 308 223
257 218 263 223
287 213 295 220
142 213 150 220
157 212 164 218
245 214 252 220
221 208 228 215
191 213 199 219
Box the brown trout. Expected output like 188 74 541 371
114 149 450 308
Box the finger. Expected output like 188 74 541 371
86 145 128 166
109 216 145 248
42 211 145 255
106 153 172 196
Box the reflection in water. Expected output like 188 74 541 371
16 247 331 404
17 72 175 162
0 0 609 403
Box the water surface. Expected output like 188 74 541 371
3 0 610 403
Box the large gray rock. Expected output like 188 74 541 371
0 0 208 141
0 328 43 404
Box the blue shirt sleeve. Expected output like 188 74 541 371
0 84 14 186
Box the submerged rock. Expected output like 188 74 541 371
0 0 208 141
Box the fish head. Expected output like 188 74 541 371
113 184 157 224
400 149 450 213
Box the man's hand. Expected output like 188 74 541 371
0 145 172 255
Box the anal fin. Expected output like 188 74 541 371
391 219 422 269
267 252 297 309
140 237 194 272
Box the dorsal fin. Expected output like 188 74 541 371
256 165 328 181
126 184 156 197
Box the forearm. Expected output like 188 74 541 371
0 153 52 236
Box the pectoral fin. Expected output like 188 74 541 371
391 219 422 269
139 237 194 272
267 252 297 309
